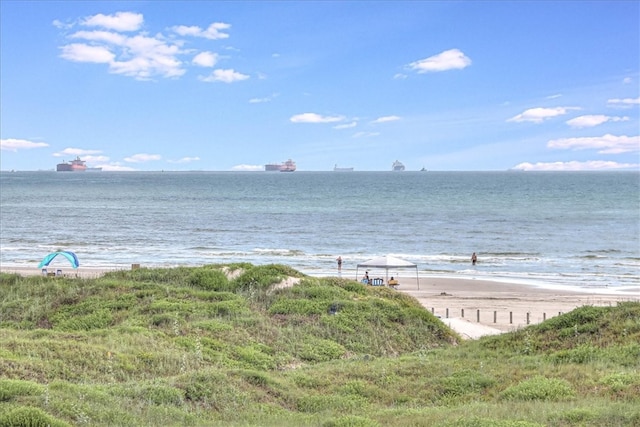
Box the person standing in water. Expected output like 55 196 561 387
471 252 477 265
336 256 342 272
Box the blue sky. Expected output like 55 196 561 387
1 1 638 171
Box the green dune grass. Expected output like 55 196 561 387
1 265 638 426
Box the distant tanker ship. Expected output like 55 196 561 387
265 159 296 172
56 156 87 172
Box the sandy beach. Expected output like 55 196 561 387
396 276 637 338
2 266 637 339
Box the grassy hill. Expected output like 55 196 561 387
1 264 638 426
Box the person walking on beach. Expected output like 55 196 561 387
471 252 477 266
336 256 342 272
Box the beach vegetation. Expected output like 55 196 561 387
0 266 639 426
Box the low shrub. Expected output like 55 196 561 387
0 406 71 427
446 418 544 427
438 369 496 398
0 379 43 401
52 307 113 331
500 376 575 401
323 415 380 427
188 269 229 291
298 337 346 362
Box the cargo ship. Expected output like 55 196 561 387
392 160 405 171
265 159 296 172
56 156 87 172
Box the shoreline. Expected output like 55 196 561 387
2 265 636 339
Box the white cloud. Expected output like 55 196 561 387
623 77 633 84
352 131 380 138
57 14 237 81
101 164 138 172
199 69 249 83
507 106 579 123
60 43 115 63
0 138 49 151
371 115 400 124
70 30 127 45
167 157 200 164
172 22 231 40
607 97 640 108
334 121 357 129
249 93 279 103
566 115 629 128
82 155 109 163
61 30 185 79
290 113 345 123
192 51 218 67
124 153 162 163
393 73 408 79
82 12 143 32
52 19 72 30
547 134 639 154
231 164 263 171
512 160 639 171
408 49 471 73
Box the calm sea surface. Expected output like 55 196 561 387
1 171 638 292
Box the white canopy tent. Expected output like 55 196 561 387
356 255 420 289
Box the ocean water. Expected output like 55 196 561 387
1 171 638 292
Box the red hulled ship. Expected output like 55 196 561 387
56 156 87 172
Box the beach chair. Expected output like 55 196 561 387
372 278 384 286
41 268 47 276
56 269 63 276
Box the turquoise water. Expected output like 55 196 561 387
1 171 638 291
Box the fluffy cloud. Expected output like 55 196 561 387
607 97 640 108
547 134 639 154
60 43 115 63
249 93 279 103
192 52 218 67
171 22 230 40
371 115 400 124
507 107 579 123
512 160 639 171
566 115 629 128
199 69 249 83
231 164 263 171
124 153 162 163
0 138 49 151
290 113 345 123
334 121 357 129
167 157 201 164
57 12 241 81
408 49 471 73
82 11 143 32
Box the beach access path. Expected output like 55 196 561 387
2 266 636 340
395 276 637 339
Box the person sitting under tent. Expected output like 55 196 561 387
388 277 399 289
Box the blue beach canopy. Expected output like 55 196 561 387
38 251 80 269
